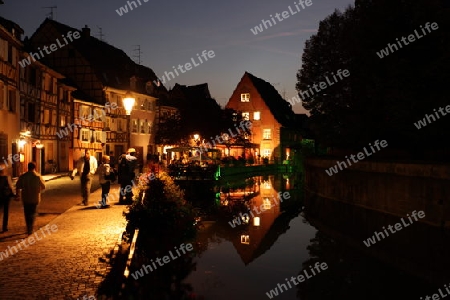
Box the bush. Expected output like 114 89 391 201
124 172 198 241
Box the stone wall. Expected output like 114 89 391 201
305 158 450 227
304 158 450 284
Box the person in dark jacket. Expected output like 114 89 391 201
16 162 46 235
0 163 15 233
118 148 137 204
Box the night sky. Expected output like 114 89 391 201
1 0 353 114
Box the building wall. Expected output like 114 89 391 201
0 24 21 176
72 100 105 163
30 23 105 103
226 75 282 161
19 57 75 174
103 88 156 168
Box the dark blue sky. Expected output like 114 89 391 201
1 0 353 114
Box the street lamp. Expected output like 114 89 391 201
123 92 135 149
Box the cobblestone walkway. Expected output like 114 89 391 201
0 186 127 300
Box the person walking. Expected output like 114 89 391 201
70 150 98 206
97 155 112 208
0 163 15 233
118 148 137 204
15 162 45 235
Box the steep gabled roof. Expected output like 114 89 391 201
0 16 24 42
171 83 212 100
30 19 165 96
244 72 297 127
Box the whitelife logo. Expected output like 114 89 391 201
19 32 81 68
363 210 425 247
376 22 439 59
116 0 149 16
420 283 450 300
250 0 313 35
265 262 328 298
291 69 350 107
0 224 58 261
153 50 215 85
413 104 450 130
325 139 388 176
131 243 194 280
228 192 290 228
56 102 119 139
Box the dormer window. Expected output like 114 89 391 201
241 93 250 102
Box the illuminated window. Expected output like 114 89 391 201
253 111 260 120
94 131 103 143
263 198 272 210
241 93 250 102
94 108 105 121
131 119 138 133
263 181 271 189
79 105 91 121
263 129 271 140
240 235 250 244
263 149 271 157
242 112 250 120
60 115 66 127
140 119 146 133
80 129 90 142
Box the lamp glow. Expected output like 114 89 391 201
123 92 135 115
18 139 26 148
253 217 260 226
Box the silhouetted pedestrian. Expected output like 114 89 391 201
0 163 15 233
118 148 137 204
16 162 45 235
98 155 112 207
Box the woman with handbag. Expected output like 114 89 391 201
0 163 16 233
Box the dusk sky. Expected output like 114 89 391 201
1 0 353 114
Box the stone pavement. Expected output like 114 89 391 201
41 173 69 182
12 172 67 183
0 184 128 300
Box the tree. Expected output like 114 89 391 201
155 113 183 145
297 0 450 153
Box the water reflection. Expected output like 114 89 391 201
183 173 305 299
296 230 436 300
117 171 441 299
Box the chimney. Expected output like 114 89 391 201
82 25 90 38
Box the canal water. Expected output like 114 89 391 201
179 172 439 300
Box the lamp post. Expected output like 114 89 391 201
123 92 135 150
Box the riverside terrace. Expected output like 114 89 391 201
166 148 221 181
